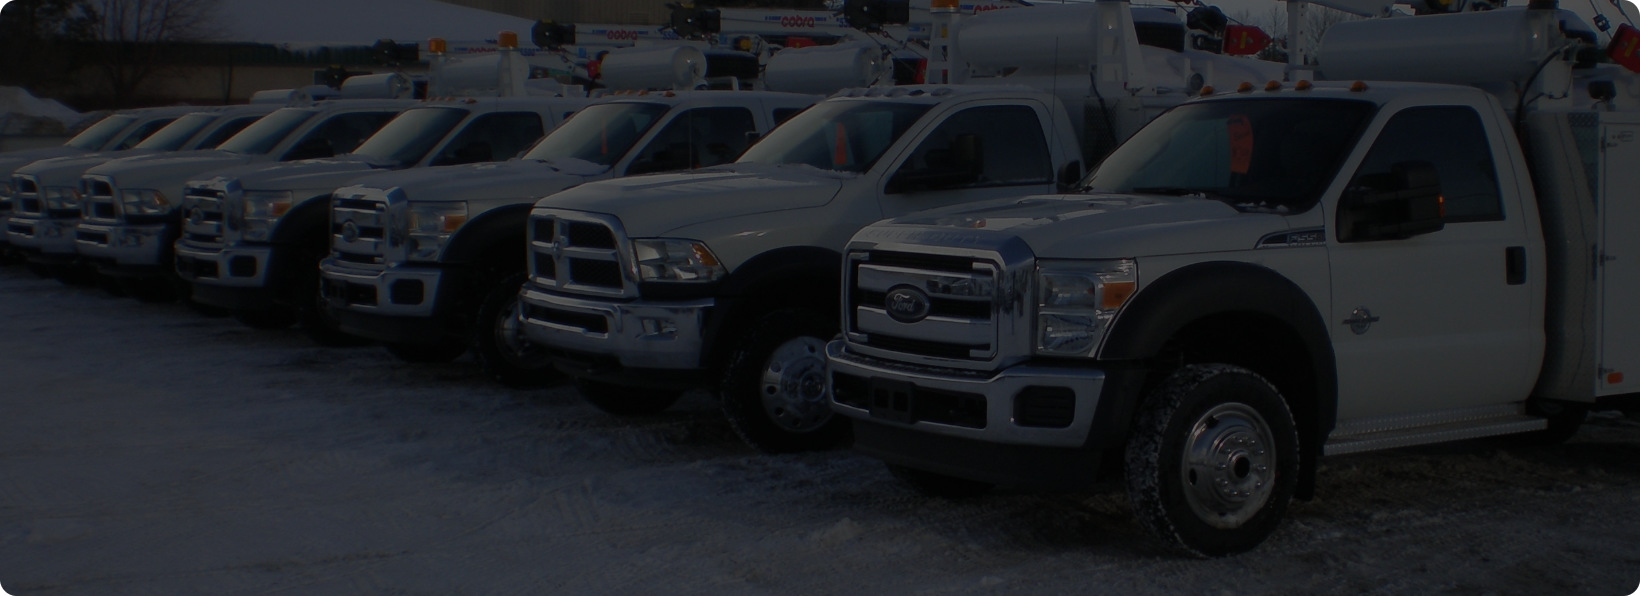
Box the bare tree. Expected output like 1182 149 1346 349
77 0 219 106
0 0 100 90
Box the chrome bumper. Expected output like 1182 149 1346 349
174 242 273 287
5 217 78 255
826 340 1107 448
518 284 712 371
75 222 169 266
319 258 445 317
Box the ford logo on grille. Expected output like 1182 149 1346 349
340 221 360 243
885 285 931 323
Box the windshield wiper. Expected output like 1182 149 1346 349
1131 186 1225 197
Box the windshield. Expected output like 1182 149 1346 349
133 113 215 151
217 108 315 155
521 102 669 166
737 101 931 173
1085 98 1376 212
352 107 469 166
65 115 137 150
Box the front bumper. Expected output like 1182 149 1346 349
517 284 712 372
6 216 80 259
319 258 447 318
174 242 274 288
825 341 1107 449
75 222 173 273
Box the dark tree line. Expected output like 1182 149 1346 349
0 0 217 108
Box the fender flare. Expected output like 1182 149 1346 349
701 245 843 370
441 203 534 268
1099 260 1337 498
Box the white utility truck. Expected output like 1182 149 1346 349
826 3 1639 556
7 105 275 283
72 99 411 300
514 0 1283 452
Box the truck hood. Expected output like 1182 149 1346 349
85 150 254 191
869 193 1293 260
14 149 166 187
1 147 89 177
198 155 390 195
538 163 847 236
342 159 607 204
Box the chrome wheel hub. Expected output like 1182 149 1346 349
1180 402 1277 529
758 336 831 432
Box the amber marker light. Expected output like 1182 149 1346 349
932 0 960 9
1351 81 1370 92
1237 82 1255 93
1265 80 1282 91
1609 372 1625 384
498 31 519 49
1294 80 1313 91
428 37 447 54
1199 85 1215 96
1103 281 1137 310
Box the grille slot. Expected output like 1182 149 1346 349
566 222 615 248
329 190 391 270
569 259 622 288
526 212 631 298
524 303 609 334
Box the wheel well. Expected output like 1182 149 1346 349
1156 312 1322 499
704 269 839 375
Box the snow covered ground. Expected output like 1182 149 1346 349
0 266 1636 595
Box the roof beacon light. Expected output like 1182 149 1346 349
428 37 447 55
498 31 519 49
931 0 960 11
1294 80 1313 91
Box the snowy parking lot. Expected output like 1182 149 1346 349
1 265 1637 595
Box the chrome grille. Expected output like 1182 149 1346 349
330 188 390 269
846 250 1002 362
526 209 633 298
180 186 226 247
12 176 41 216
81 175 120 224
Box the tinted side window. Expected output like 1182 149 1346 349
285 111 396 160
1349 106 1502 223
432 112 545 166
113 117 177 150
627 107 757 174
197 116 261 150
897 105 1052 188
772 107 805 125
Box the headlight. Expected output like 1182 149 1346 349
404 202 467 262
1035 259 1137 357
239 190 293 242
0 181 13 199
633 239 726 283
43 187 82 212
120 189 170 217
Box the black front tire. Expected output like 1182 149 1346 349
474 273 559 388
1124 364 1300 558
719 308 849 454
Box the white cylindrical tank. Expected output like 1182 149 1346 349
1318 9 1560 83
438 54 504 95
339 73 411 99
764 43 882 94
599 46 707 91
957 5 1098 72
249 89 296 104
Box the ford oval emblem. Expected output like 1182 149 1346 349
341 221 360 243
885 285 932 324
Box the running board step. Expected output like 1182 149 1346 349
1325 405 1547 456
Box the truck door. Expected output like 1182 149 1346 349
1599 121 1640 396
1328 105 1541 420
876 103 1060 218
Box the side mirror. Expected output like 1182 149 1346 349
1057 160 1083 192
286 137 334 161
1337 160 1445 242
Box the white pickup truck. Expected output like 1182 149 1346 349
6 105 275 284
826 6 1638 556
1 106 199 263
72 99 411 300
320 91 818 383
173 96 589 342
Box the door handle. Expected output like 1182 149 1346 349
1506 246 1526 285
